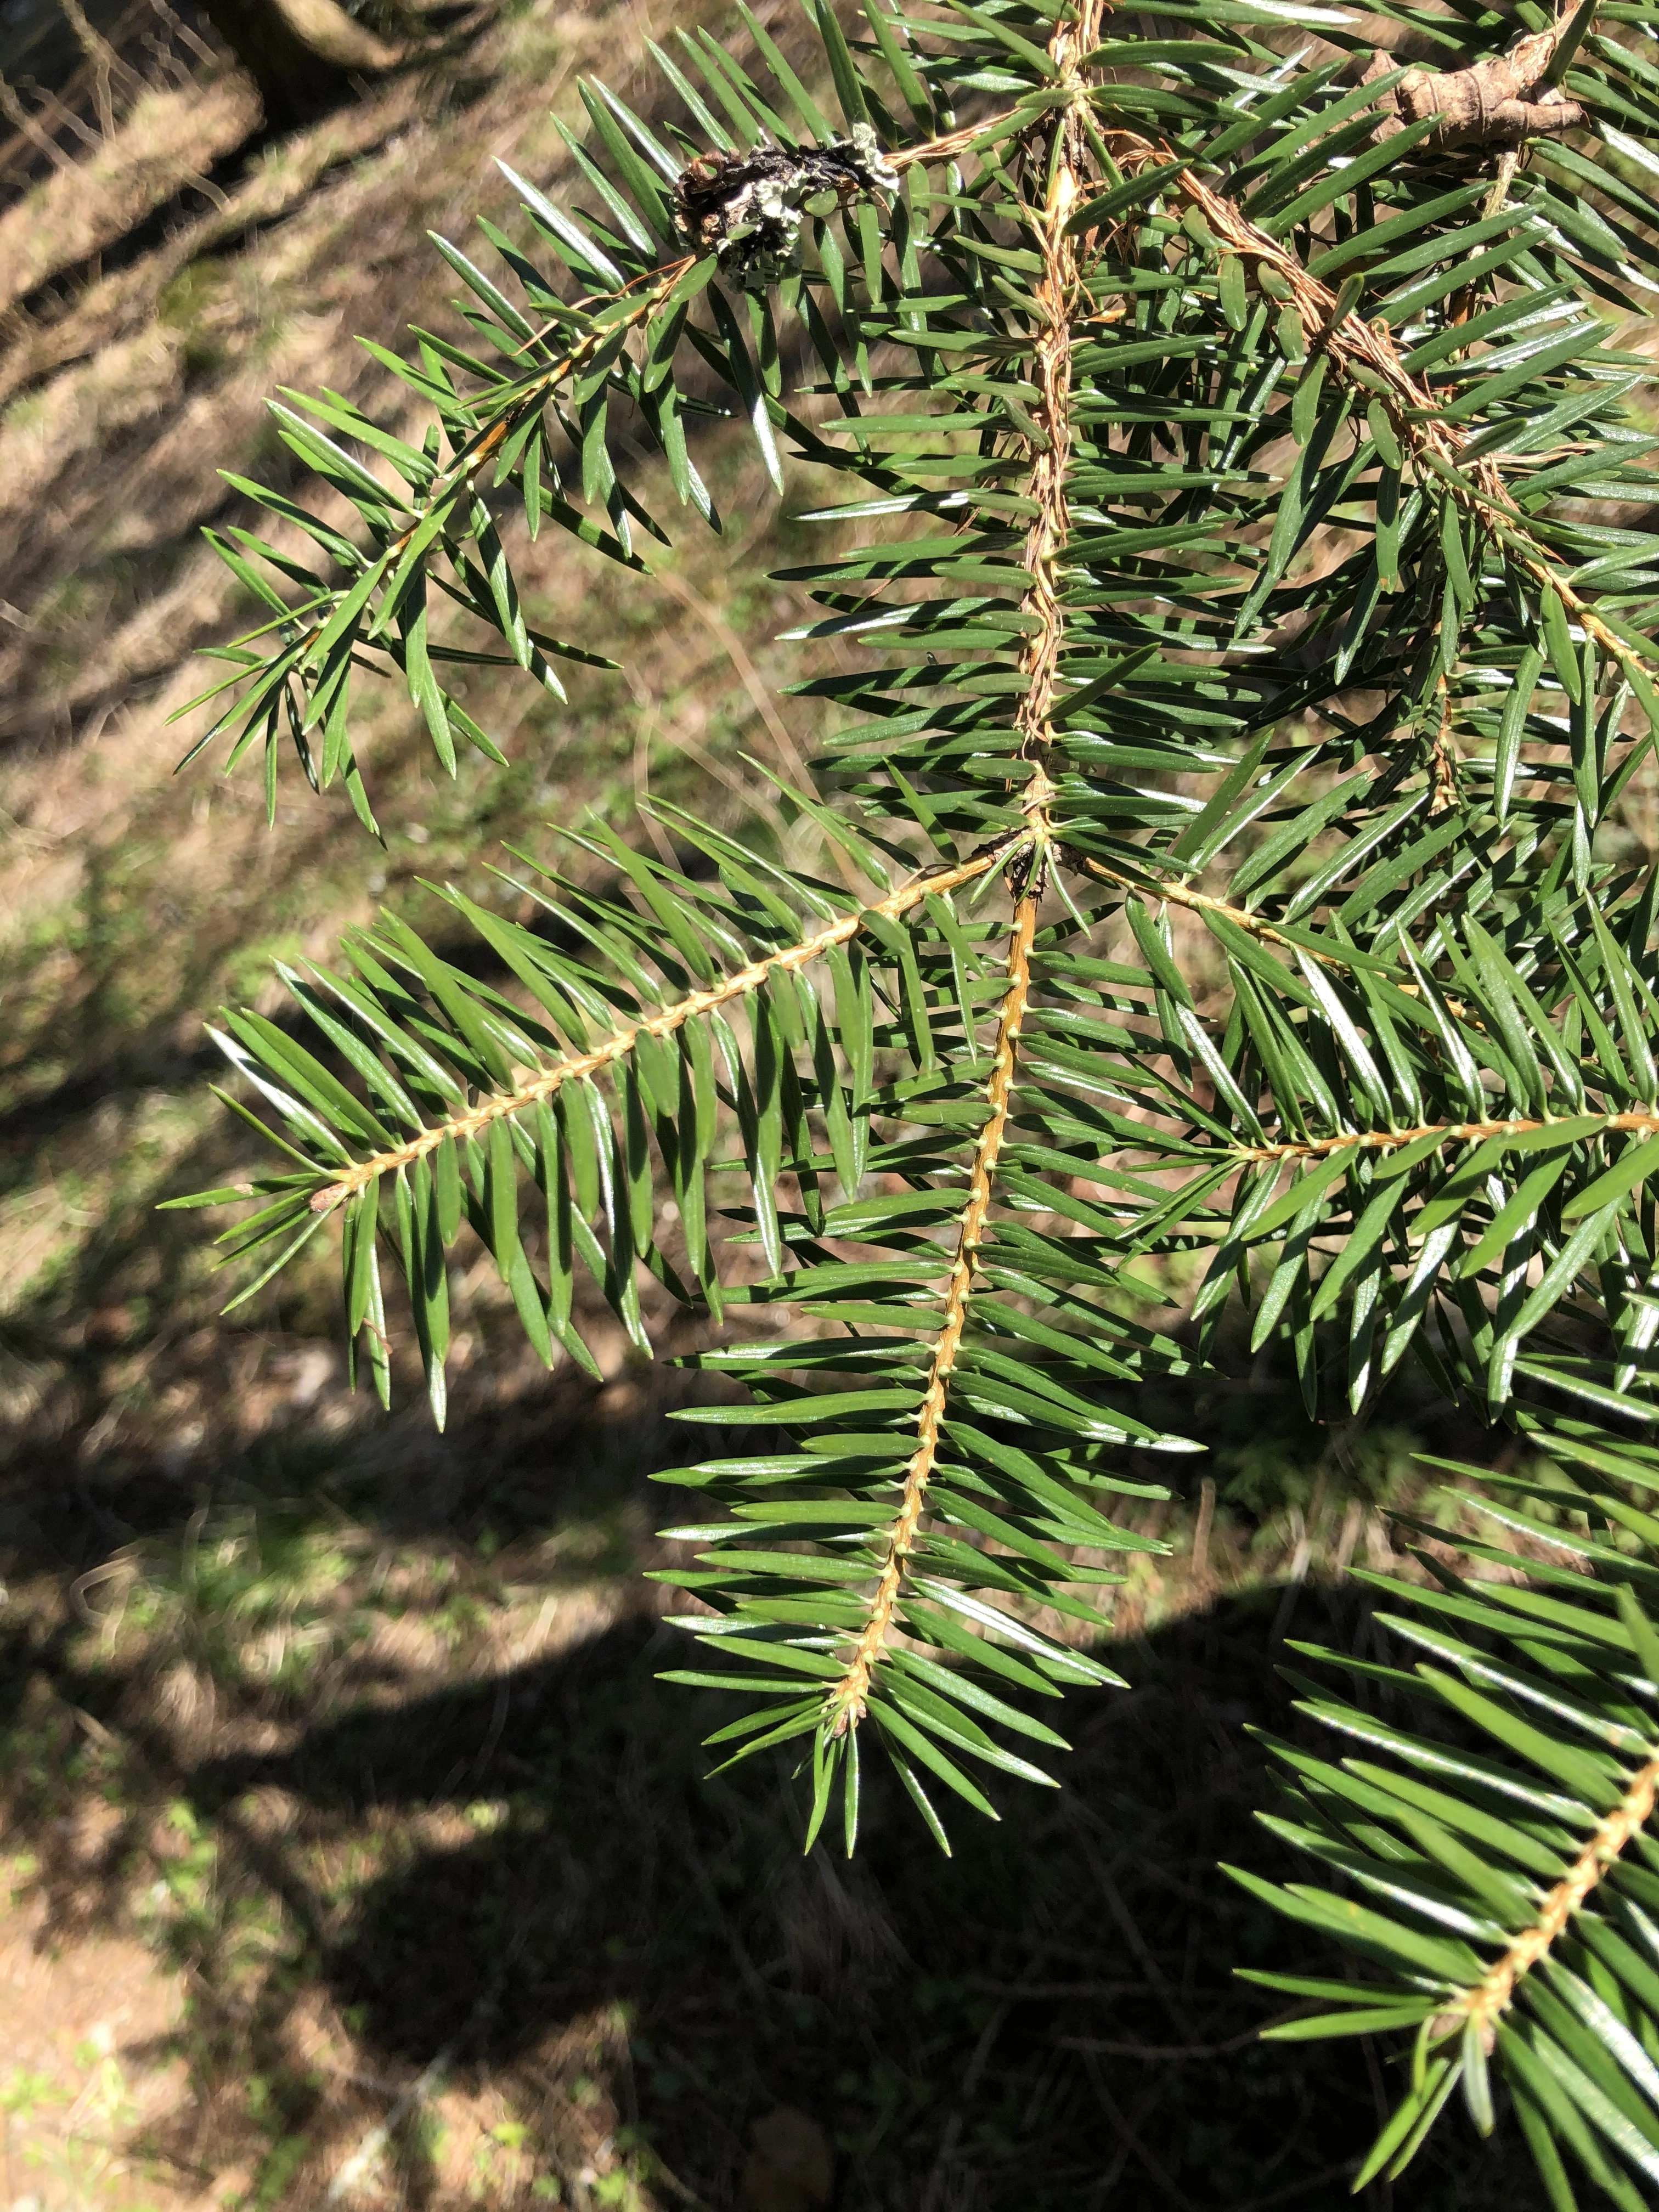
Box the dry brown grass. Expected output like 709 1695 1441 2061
0 72 263 319
0 2 747 915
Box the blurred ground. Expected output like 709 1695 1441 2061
0 3 1575 2208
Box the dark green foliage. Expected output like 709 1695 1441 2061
175 0 1659 2193
1240 1420 1659 2207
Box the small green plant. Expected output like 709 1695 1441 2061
0 2068 64 2119
174 0 1659 2196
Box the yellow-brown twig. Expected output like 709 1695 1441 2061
825 894 1039 1733
1075 850 1481 1022
306 848 1005 1212
1011 2 1104 838
823 10 1105 1734
1232 1107 1659 1167
1073 851 1342 964
265 259 697 691
1430 673 1460 816
1449 1747 1659 2040
1144 150 1654 690
393 256 694 555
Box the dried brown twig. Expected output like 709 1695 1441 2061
1364 16 1588 149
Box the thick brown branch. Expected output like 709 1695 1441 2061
825 895 1039 1734
1367 21 1585 150
306 848 1005 1212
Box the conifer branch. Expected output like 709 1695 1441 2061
1070 853 1348 966
1233 1109 1659 1167
1447 1748 1659 2044
1108 140 1657 687
1071 856 1487 1028
1009 1 1104 851
181 4 1659 2184
407 254 698 535
901 92 1645 685
824 10 1107 1732
306 847 1007 1213
825 894 1039 1735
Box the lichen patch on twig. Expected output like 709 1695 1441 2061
673 125 897 287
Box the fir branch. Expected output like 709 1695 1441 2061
1070 851 1353 968
1009 1 1105 850
406 253 698 533
1099 129 1658 690
1233 1109 1659 1168
1250 1447 1659 2197
824 894 1038 1735
825 1 1106 1734
1449 1747 1659 2044
179 1 1659 2187
304 845 1008 1213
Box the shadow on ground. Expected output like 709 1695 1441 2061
0 1383 1549 2211
0 903 1519 2209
